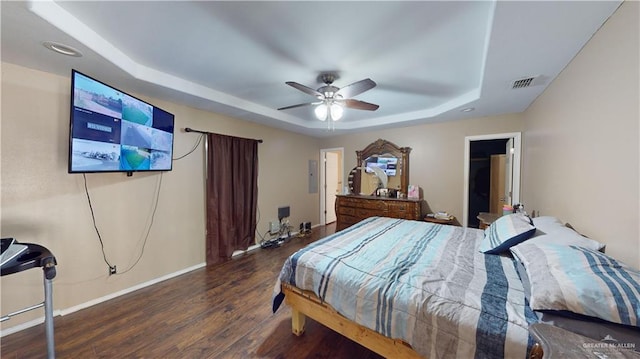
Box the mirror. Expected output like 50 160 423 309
349 139 411 196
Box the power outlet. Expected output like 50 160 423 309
109 265 117 275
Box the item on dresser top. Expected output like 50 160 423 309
423 213 456 225
407 184 419 199
424 211 453 220
375 188 388 197
513 203 524 213
502 204 514 216
434 211 451 220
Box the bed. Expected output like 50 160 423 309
272 216 539 358
272 215 640 359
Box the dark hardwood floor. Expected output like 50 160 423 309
1 223 383 359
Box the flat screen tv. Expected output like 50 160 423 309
68 70 174 174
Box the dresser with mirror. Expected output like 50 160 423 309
336 139 423 231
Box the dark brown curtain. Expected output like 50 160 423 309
205 133 258 265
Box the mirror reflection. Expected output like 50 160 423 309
359 155 401 195
349 139 411 197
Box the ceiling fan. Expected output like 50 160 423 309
278 73 379 122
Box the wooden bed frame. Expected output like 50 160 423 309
282 282 544 359
282 283 423 358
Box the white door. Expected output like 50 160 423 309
325 152 339 223
504 138 514 206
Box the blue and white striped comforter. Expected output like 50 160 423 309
273 217 539 358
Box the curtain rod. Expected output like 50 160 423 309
184 127 263 143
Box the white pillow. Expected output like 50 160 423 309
516 226 605 252
531 216 564 234
528 216 605 252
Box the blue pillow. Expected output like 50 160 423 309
479 213 536 254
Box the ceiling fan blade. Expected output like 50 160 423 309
285 81 323 98
343 99 379 111
277 102 318 111
335 78 376 98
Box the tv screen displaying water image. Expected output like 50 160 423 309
69 70 175 173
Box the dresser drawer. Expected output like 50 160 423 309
388 202 420 219
360 200 388 210
388 202 410 212
338 206 356 216
339 197 360 206
335 195 423 230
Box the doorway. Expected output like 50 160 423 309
463 133 521 228
320 148 344 225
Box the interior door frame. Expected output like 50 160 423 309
462 132 521 227
319 147 344 225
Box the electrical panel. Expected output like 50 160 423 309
309 160 318 193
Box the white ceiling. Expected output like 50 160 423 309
1 1 622 137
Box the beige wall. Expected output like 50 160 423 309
320 113 524 222
0 63 320 329
522 1 639 269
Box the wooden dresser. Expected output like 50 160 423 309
335 195 423 231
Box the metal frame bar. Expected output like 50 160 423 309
184 127 263 143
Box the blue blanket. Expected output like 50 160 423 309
273 217 538 358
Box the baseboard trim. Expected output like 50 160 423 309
0 262 206 337
0 317 47 338
232 243 261 257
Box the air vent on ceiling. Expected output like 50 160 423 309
512 77 536 89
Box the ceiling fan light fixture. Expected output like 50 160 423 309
314 103 328 121
330 103 343 121
280 74 378 127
